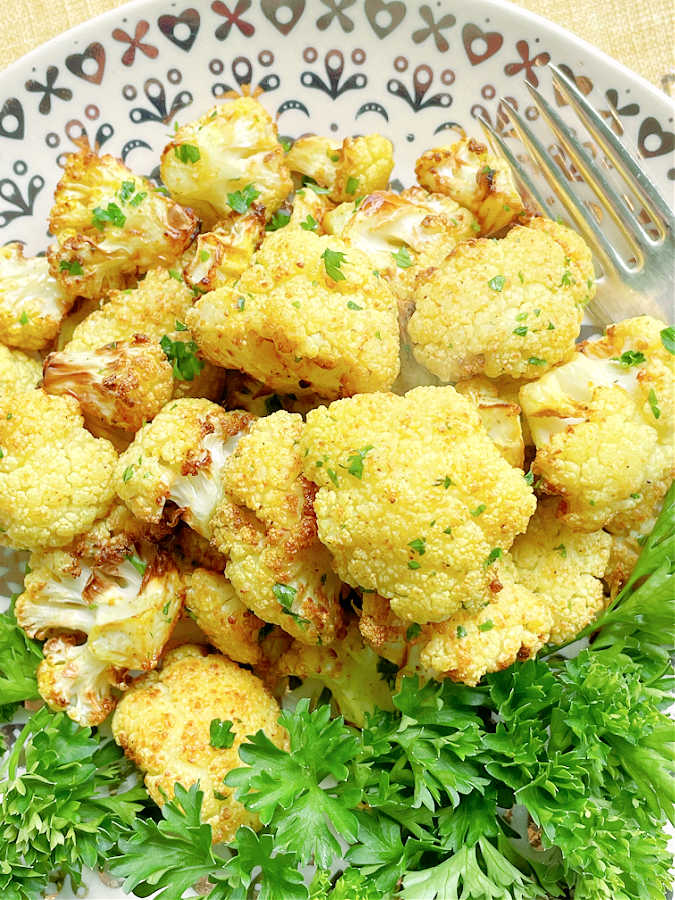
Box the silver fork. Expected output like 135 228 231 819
478 64 674 324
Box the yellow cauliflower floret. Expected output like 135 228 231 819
187 228 399 399
323 187 477 302
0 343 41 397
181 208 266 293
0 390 117 551
455 375 524 469
17 534 183 725
0 243 73 349
510 498 611 644
286 133 394 203
409 218 594 381
111 644 289 843
160 97 292 228
288 187 335 232
48 151 198 300
415 137 524 235
301 386 536 624
520 316 674 531
115 398 254 538
185 568 264 666
43 335 174 433
273 618 394 727
211 411 345 645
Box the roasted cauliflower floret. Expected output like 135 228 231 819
520 316 674 531
455 375 524 469
187 228 399 399
0 390 117 551
324 187 477 301
211 411 345 645
37 636 125 727
286 134 394 203
160 97 293 228
48 151 198 300
0 343 42 397
509 498 611 644
415 137 525 235
111 644 289 843
273 618 394 727
115 398 254 538
43 335 174 433
182 207 266 293
185 568 265 666
301 386 536 624
409 218 594 382
0 243 73 349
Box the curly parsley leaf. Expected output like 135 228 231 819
0 611 42 721
660 326 675 355
227 183 260 213
321 248 347 281
210 718 235 749
224 826 307 900
225 701 361 866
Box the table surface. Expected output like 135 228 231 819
1 0 673 91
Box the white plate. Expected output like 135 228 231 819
0 1 673 896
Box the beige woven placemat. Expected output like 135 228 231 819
1 0 673 91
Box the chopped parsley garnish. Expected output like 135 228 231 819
560 269 574 287
321 248 347 281
470 504 486 517
528 356 547 366
660 326 675 355
175 320 188 331
126 554 147 576
301 176 330 195
19 311 29 325
118 180 136 203
524 470 534 485
122 465 135 483
513 325 528 336
91 202 126 231
199 249 210 262
227 184 260 213
326 468 339 487
345 176 359 195
264 394 284 415
266 210 291 231
648 388 660 419
434 476 453 488
346 445 373 479
160 334 205 381
478 620 495 632
174 143 201 164
408 537 426 555
517 271 525 283
407 560 421 570
59 259 83 276
391 246 413 269
553 543 567 558
129 191 147 207
406 623 421 641
279 137 293 153
273 583 297 609
515 311 528 321
236 296 246 310
354 195 365 210
209 718 235 749
300 214 318 231
376 657 398 687
443 526 452 535
484 547 502 567
612 350 646 367
488 275 506 292
456 624 467 638
346 300 363 310
168 269 184 282
470 221 480 234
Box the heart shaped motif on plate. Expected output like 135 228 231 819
65 42 105 84
364 0 406 39
638 116 675 158
157 8 201 51
260 0 305 35
0 97 24 140
462 24 503 66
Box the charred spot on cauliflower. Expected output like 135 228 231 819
0 343 42 398
520 315 674 531
187 228 400 399
211 411 345 645
160 97 293 228
301 386 536 624
115 398 254 538
286 134 394 204
111 644 289 843
48 150 198 300
409 218 595 381
415 137 524 235
0 242 73 350
0 390 117 551
43 335 174 433
185 568 265 666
